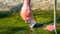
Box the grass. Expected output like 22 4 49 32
0 10 60 34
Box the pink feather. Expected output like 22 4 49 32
44 25 57 31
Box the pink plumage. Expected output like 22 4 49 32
20 0 36 28
20 7 33 21
20 0 33 21
44 25 57 31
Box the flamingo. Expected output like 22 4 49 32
20 0 36 29
44 25 55 31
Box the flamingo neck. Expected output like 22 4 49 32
23 0 30 6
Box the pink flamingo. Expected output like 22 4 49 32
44 24 57 31
20 0 36 28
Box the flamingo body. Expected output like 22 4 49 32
20 0 36 28
44 25 57 31
20 6 33 21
